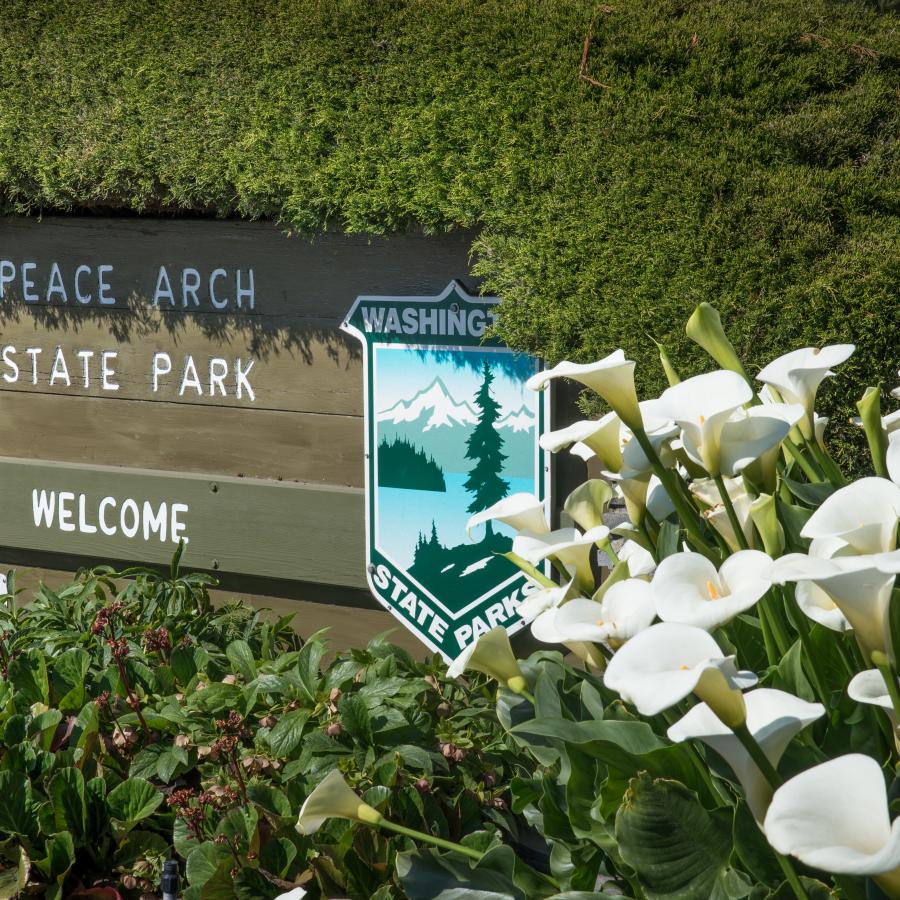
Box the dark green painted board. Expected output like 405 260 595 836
0 456 365 587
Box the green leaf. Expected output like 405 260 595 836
267 709 309 758
52 649 91 711
171 646 198 685
247 783 292 818
107 778 164 828
615 773 734 900
226 640 257 682
34 830 75 882
186 842 226 889
339 693 373 745
781 477 835 508
49 767 87 843
0 846 29 900
7 650 49 706
657 520 681 560
0 771 36 839
293 638 326 703
732 799 781 888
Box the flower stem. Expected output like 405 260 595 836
872 652 900 736
632 428 718 563
775 850 811 900
782 437 822 483
731 723 782 790
713 474 749 551
376 818 485 861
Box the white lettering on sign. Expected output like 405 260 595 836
451 581 538 650
360 305 497 338
0 259 255 312
32 489 189 544
370 564 448 641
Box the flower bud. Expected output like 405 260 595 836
686 303 748 381
749 493 784 558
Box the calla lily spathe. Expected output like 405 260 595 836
603 622 756 722
550 579 657 649
446 626 527 695
756 344 855 436
620 539 656 577
527 350 643 431
772 552 900 657
654 370 753 475
668 688 824 821
889 431 900 486
792 537 851 632
690 476 755 551
513 526 609 592
653 550 772 632
465 492 549 539
296 769 382 835
763 754 900 895
848 669 897 715
801 477 900 555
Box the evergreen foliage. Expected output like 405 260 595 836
378 435 446 491
464 362 509 523
0 0 897 462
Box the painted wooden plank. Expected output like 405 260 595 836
0 392 364 485
0 309 363 413
0 456 366 587
0 217 477 319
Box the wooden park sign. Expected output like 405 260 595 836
0 218 555 655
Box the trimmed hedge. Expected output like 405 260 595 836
0 0 897 462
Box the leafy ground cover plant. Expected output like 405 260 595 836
301 305 900 899
0 554 535 898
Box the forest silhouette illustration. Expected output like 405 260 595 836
400 361 515 601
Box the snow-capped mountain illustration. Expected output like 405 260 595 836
377 377 478 431
496 404 536 433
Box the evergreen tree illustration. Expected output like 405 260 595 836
464 361 509 537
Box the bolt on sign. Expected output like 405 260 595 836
343 282 549 660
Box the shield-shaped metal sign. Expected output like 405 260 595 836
342 281 548 660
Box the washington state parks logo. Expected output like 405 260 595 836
342 282 547 660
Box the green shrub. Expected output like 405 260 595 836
0 559 535 898
0 0 896 462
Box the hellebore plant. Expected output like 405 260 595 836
297 305 900 900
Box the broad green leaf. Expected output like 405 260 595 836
339 694 373 745
0 771 35 839
615 773 734 899
247 783 292 818
52 649 91 711
34 831 75 882
732 799 781 888
186 842 226 889
107 778 163 827
171 646 198 685
226 640 257 682
293 638 326 703
0 846 29 900
267 709 309 758
7 650 49 706
49 767 86 843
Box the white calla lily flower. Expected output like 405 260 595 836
653 550 772 632
888 431 900 487
603 622 757 721
446 626 527 694
513 525 609 591
763 754 900 894
553 579 656 649
620 539 657 577
801 477 900 554
517 579 575 623
274 889 307 900
792 537 851 632
296 769 383 835
466 492 549 539
655 370 753 475
756 344 855 435
848 669 896 714
690 476 755 551
526 350 642 431
772 551 900 657
717 404 802 476
668 688 824 821
540 414 623 471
